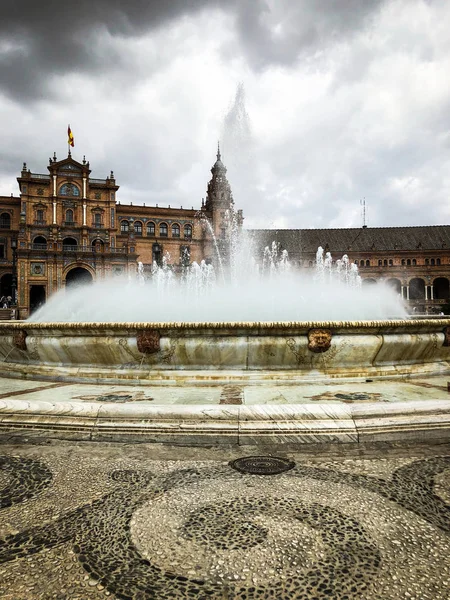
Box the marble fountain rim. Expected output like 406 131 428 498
1 318 450 332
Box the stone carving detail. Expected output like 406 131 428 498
308 328 332 353
136 329 160 354
13 329 28 351
443 327 450 347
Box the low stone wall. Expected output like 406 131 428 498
1 319 450 382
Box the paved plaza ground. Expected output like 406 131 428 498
0 373 450 405
0 439 449 599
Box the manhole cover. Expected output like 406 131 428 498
229 456 295 475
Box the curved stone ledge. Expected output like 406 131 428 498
0 399 449 446
1 318 450 332
1 320 450 381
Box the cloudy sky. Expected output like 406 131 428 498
1 0 450 229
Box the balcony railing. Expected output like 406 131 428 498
28 243 127 254
33 220 47 226
90 178 107 184
92 223 104 228
64 221 77 227
30 173 51 180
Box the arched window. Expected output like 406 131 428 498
378 259 382 266
401 259 406 266
437 258 441 265
65 209 74 224
184 224 192 239
120 220 129 234
147 222 155 236
425 258 429 265
389 259 393 266
160 222 168 237
32 235 47 249
365 260 370 267
0 213 11 229
412 258 417 266
134 221 143 236
360 260 365 267
407 259 411 266
172 223 180 238
62 237 77 250
383 259 388 266
431 258 435 266
59 183 80 197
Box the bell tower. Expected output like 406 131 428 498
202 144 243 267
204 144 234 237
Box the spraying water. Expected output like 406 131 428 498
29 221 406 323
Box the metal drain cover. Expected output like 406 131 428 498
229 456 295 475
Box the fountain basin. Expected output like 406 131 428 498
1 319 450 383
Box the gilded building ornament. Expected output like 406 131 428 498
136 329 160 354
307 328 332 353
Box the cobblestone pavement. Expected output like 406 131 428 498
0 442 449 599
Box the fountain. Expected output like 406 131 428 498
0 230 448 383
0 208 449 445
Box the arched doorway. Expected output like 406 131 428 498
65 267 93 288
0 273 12 297
409 278 425 300
386 278 401 295
433 277 450 300
29 285 46 314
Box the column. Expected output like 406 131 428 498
406 285 410 300
83 203 87 226
401 285 404 299
425 286 428 301
52 175 57 225
431 285 434 300
83 177 87 199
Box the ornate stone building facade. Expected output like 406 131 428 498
0 147 239 318
0 144 449 317
252 227 450 314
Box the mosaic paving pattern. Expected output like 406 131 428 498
0 448 449 599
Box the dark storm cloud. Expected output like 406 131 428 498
0 0 221 100
0 0 388 101
232 0 387 69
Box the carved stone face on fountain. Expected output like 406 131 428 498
307 328 332 353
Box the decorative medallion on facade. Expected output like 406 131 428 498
37 188 44 196
307 328 332 353
30 263 45 276
136 329 161 354
59 183 80 197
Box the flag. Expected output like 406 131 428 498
68 125 74 147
